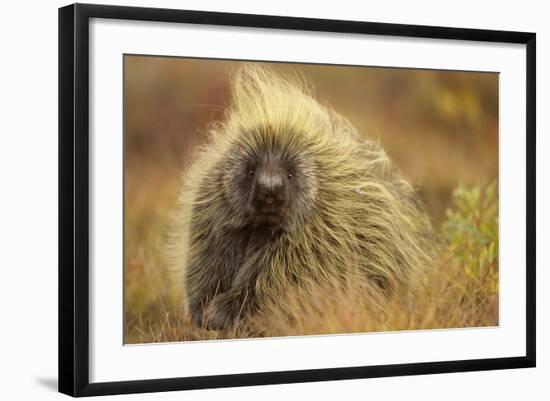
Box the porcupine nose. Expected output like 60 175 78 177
256 171 285 207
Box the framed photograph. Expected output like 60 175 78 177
58 3 536 397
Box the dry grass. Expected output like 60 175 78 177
124 251 498 343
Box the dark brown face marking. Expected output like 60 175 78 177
249 156 290 226
220 129 319 233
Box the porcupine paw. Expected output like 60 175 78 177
203 294 237 330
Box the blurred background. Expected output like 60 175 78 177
124 56 498 343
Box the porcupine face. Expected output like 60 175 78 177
222 129 319 232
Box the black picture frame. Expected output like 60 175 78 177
58 3 536 397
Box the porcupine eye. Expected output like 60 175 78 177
247 166 256 181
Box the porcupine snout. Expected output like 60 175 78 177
250 159 289 226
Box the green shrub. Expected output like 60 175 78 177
442 181 499 298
